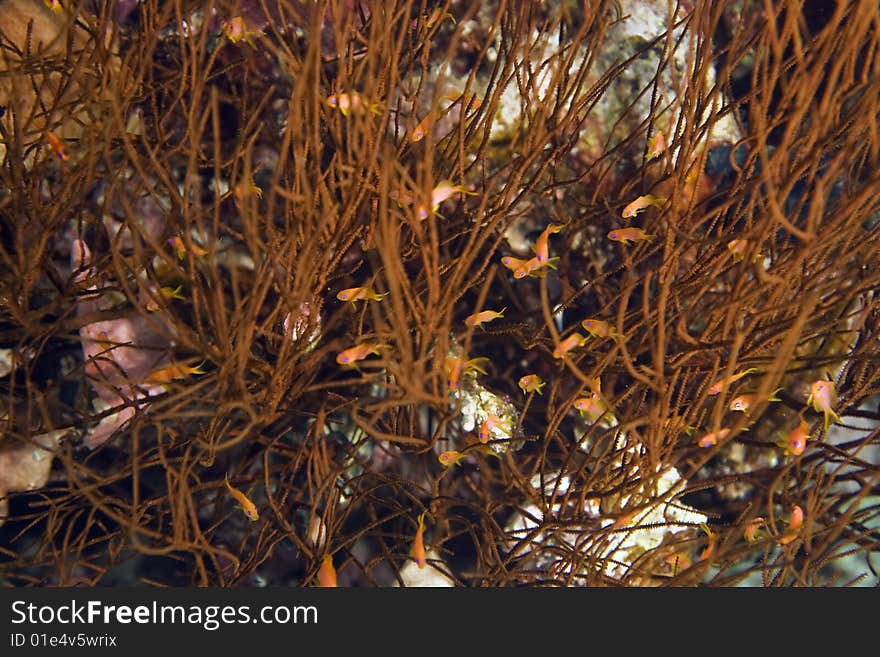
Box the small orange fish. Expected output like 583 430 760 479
444 356 489 393
317 555 337 587
222 16 261 45
534 224 563 265
621 194 666 218
44 131 69 161
465 307 506 329
513 256 548 279
646 131 667 160
778 417 810 456
727 239 748 262
145 285 185 312
336 342 385 366
743 517 764 543
233 175 263 205
607 227 654 245
224 473 259 521
697 428 731 448
552 333 588 360
778 505 804 545
518 374 545 395
698 524 715 562
438 450 465 467
144 361 206 384
707 368 758 396
573 393 610 422
43 0 63 11
478 414 505 443
326 92 382 117
580 318 621 341
417 181 475 220
806 379 841 432
169 235 208 260
411 511 428 568
336 286 388 302
728 389 781 412
500 255 531 274
409 113 434 143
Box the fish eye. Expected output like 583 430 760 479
502 257 512 266
338 292 348 300
610 232 618 239
328 97 338 106
339 356 349 363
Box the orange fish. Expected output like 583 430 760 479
580 318 621 341
317 555 337 587
336 286 388 302
552 333 588 360
517 374 545 395
743 517 764 542
697 428 731 448
145 285 185 312
416 181 475 220
698 524 715 562
778 418 810 456
169 235 208 260
806 378 841 432
326 92 382 117
44 130 69 161
534 224 563 265
409 113 434 143
224 473 259 521
336 342 385 366
607 227 654 245
646 131 667 160
233 175 263 205
438 450 466 467
707 368 758 396
222 16 261 45
573 393 610 422
513 256 548 279
43 0 63 11
144 361 206 384
728 389 781 413
465 307 506 329
778 505 804 545
621 194 666 218
444 356 489 393
411 511 428 568
727 239 748 262
478 414 504 444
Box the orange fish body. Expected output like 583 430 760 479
744 517 764 542
621 194 666 218
573 393 609 421
580 318 620 341
411 512 428 568
417 181 475 219
224 474 259 521
465 307 506 329
707 368 757 396
317 555 337 587
806 379 841 432
552 333 587 360
646 131 667 160
444 356 488 394
410 113 434 143
534 224 563 265
478 414 504 443
44 131 69 161
144 361 205 384
779 418 810 456
326 92 382 117
607 227 654 245
336 286 388 302
336 342 384 365
697 428 731 448
222 16 261 45
778 505 804 545
438 450 465 467
169 235 208 260
518 374 545 395
728 389 781 413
